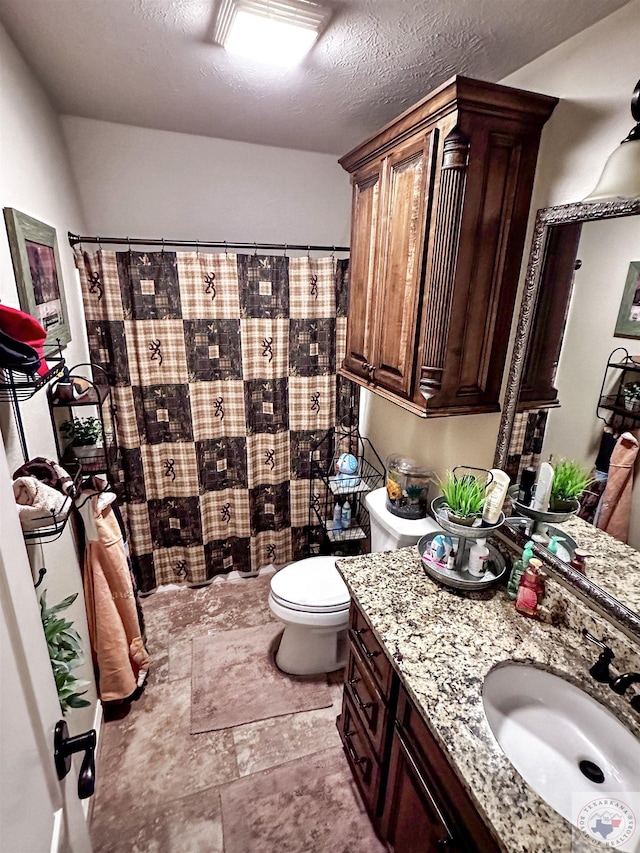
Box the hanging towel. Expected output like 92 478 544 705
13 457 76 496
13 475 68 530
78 492 151 702
596 431 639 543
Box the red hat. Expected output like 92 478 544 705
0 304 49 377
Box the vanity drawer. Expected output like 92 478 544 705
349 602 393 696
338 689 383 821
346 644 389 759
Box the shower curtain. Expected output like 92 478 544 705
74 248 357 593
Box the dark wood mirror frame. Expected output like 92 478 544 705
494 196 640 641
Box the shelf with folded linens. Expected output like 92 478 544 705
16 462 82 543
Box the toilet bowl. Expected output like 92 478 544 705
268 556 350 675
268 488 440 676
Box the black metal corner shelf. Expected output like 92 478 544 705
0 354 66 402
0 343 66 463
48 363 119 481
597 347 640 429
308 425 385 558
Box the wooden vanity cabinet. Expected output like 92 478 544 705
338 600 501 852
339 76 557 417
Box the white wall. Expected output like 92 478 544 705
502 0 640 210
61 116 352 247
0 21 97 730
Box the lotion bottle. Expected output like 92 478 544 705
532 462 554 512
332 502 342 532
468 538 490 577
482 469 510 525
340 500 352 530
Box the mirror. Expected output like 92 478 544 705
495 197 640 637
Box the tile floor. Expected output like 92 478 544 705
90 570 381 852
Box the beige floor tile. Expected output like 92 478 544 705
92 786 224 853
232 703 342 777
95 681 239 813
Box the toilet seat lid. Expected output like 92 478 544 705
270 557 350 612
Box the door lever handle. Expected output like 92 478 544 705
54 719 97 799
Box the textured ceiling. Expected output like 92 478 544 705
0 0 630 154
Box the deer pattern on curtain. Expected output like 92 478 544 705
74 249 357 593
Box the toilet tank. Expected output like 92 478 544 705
365 487 439 551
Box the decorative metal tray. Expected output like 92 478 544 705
504 517 579 563
508 486 579 524
417 532 507 591
431 496 504 539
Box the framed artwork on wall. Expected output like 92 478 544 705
614 260 640 339
3 208 71 347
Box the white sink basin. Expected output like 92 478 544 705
483 664 640 847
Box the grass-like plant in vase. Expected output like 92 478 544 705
439 470 486 526
40 591 90 714
59 415 103 460
549 459 594 512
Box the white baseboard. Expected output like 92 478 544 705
83 699 103 821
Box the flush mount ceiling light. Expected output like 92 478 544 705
213 0 330 67
584 79 640 202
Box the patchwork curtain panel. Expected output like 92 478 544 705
74 249 357 593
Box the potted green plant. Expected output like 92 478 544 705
59 415 103 460
438 470 486 526
549 459 594 512
40 591 90 714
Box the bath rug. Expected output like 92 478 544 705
219 746 386 853
190 622 332 733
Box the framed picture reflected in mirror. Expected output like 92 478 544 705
614 260 640 339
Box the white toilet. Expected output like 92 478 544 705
268 487 439 675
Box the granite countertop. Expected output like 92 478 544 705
336 547 640 853
557 516 640 616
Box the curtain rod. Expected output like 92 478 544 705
67 233 350 253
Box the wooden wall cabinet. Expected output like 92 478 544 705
338 600 501 852
339 76 557 417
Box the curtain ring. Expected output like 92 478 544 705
307 245 311 258
224 240 228 256
97 236 102 255
161 238 165 256
284 243 288 258
254 242 258 257
331 245 336 259
127 236 131 255
195 239 200 257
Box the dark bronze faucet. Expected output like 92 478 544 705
583 630 640 712
582 629 615 683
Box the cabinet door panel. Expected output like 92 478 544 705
343 163 382 379
383 724 460 853
373 130 436 397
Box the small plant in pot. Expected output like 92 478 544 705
60 416 103 460
549 459 594 512
438 469 487 526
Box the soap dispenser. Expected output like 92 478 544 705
507 541 534 599
515 558 545 618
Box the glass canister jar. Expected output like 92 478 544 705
385 454 433 519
